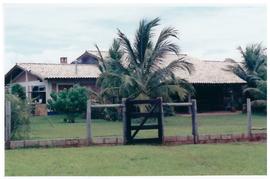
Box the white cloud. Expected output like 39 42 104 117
3 5 267 72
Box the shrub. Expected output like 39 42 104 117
5 94 31 140
104 108 121 121
47 85 89 123
11 84 26 100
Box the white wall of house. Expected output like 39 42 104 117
46 80 52 102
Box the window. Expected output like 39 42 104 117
30 85 46 104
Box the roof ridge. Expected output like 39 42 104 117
86 50 188 56
17 62 59 65
203 60 228 62
17 62 98 66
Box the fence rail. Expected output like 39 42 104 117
87 98 198 144
91 104 124 108
5 98 263 149
162 102 192 106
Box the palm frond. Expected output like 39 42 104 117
134 17 160 64
117 29 138 66
147 57 194 86
145 27 180 73
109 38 123 61
95 44 107 72
243 87 265 99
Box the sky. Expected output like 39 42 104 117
3 4 267 72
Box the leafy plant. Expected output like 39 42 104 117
228 43 267 112
47 85 89 123
88 89 121 121
5 94 31 140
11 84 26 100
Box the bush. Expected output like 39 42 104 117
104 108 121 121
11 84 26 100
47 85 89 123
5 94 31 140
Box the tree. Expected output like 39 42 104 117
11 84 26 100
228 43 267 112
95 17 194 105
47 85 89 123
5 94 31 140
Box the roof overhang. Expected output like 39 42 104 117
5 64 44 84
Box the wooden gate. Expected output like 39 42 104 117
124 98 164 144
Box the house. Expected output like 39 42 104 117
5 50 246 113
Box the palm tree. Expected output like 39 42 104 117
95 17 194 104
229 44 266 86
228 43 267 111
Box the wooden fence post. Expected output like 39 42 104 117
5 101 11 149
122 98 127 144
191 99 199 144
158 97 165 144
247 98 252 138
86 100 93 145
188 94 192 114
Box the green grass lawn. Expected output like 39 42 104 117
5 142 266 176
27 113 266 140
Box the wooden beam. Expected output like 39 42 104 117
25 71 29 82
91 104 124 108
158 97 164 144
191 99 199 144
162 102 192 107
131 125 159 130
5 101 11 149
128 138 161 144
188 94 192 114
122 98 127 144
247 98 252 138
86 100 93 145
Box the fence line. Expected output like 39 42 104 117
5 98 264 149
87 98 198 144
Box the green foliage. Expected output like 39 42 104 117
47 85 89 123
87 88 121 121
95 18 194 105
228 43 267 112
11 84 26 100
5 94 31 140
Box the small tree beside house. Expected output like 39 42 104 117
48 85 89 123
11 84 26 100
